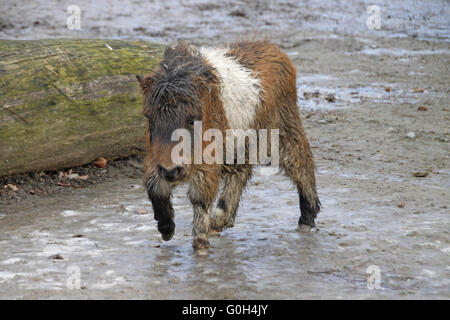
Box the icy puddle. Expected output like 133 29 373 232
359 47 450 57
0 169 448 299
296 75 447 111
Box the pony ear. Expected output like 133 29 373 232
136 75 154 90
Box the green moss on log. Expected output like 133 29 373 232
0 39 164 176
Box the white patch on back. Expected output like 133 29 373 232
200 47 261 129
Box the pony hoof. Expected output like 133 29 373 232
209 228 221 236
161 231 174 241
297 224 312 233
210 215 225 231
193 238 210 251
195 247 210 255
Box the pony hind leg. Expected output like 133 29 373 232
210 165 252 234
279 107 321 230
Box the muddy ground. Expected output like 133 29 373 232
0 0 449 299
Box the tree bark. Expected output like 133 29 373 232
0 39 164 176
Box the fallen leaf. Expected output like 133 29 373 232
137 209 147 215
4 184 18 192
418 106 428 111
66 172 89 180
397 202 405 208
57 182 88 188
303 91 320 99
385 87 391 92
29 187 47 195
324 94 336 103
413 88 425 93
414 171 429 177
229 9 247 18
48 254 64 260
93 157 107 168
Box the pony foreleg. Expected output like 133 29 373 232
188 170 219 251
145 173 175 241
150 196 175 241
191 202 212 250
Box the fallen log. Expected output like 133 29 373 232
0 39 164 176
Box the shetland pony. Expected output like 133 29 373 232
137 40 321 251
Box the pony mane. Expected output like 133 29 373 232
147 41 216 109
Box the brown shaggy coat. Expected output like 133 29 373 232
137 40 320 251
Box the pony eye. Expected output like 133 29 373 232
188 120 195 127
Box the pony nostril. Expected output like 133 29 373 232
157 165 165 177
171 166 184 179
158 165 184 181
176 166 184 177
157 165 170 179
